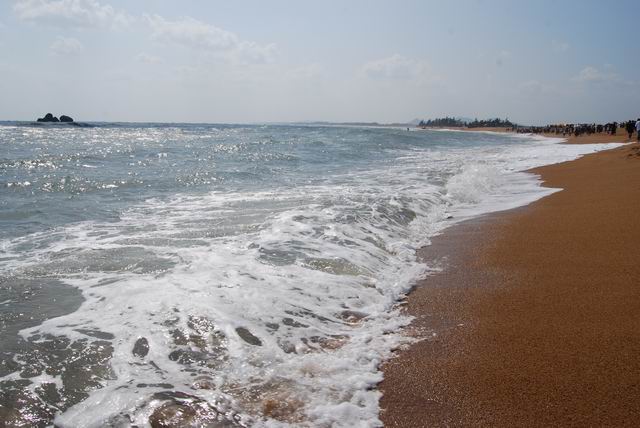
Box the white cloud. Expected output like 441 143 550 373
552 40 570 52
143 14 277 64
13 0 133 29
135 52 163 65
361 54 432 80
49 35 83 55
572 66 618 84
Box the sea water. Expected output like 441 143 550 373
0 123 621 427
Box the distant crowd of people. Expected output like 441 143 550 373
513 119 640 141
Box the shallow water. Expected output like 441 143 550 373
0 123 620 426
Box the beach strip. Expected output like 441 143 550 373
380 134 640 426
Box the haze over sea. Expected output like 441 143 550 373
0 123 619 426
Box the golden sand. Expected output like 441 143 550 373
380 133 640 426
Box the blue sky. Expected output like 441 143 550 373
0 0 638 124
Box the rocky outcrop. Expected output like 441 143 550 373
36 113 74 123
37 113 59 122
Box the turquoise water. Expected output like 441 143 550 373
0 123 614 426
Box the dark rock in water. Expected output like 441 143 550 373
132 337 149 358
36 113 59 123
35 113 75 123
235 327 262 346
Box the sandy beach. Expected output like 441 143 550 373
380 132 640 426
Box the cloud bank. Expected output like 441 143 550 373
13 0 133 29
143 14 277 64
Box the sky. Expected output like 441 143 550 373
0 0 638 124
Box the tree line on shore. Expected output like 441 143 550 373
417 117 515 128
416 116 640 140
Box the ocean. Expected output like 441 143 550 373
0 123 619 427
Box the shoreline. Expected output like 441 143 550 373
379 132 639 426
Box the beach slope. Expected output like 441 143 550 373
380 140 640 426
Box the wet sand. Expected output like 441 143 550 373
380 133 640 426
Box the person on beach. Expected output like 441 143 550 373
626 121 635 139
636 118 640 141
